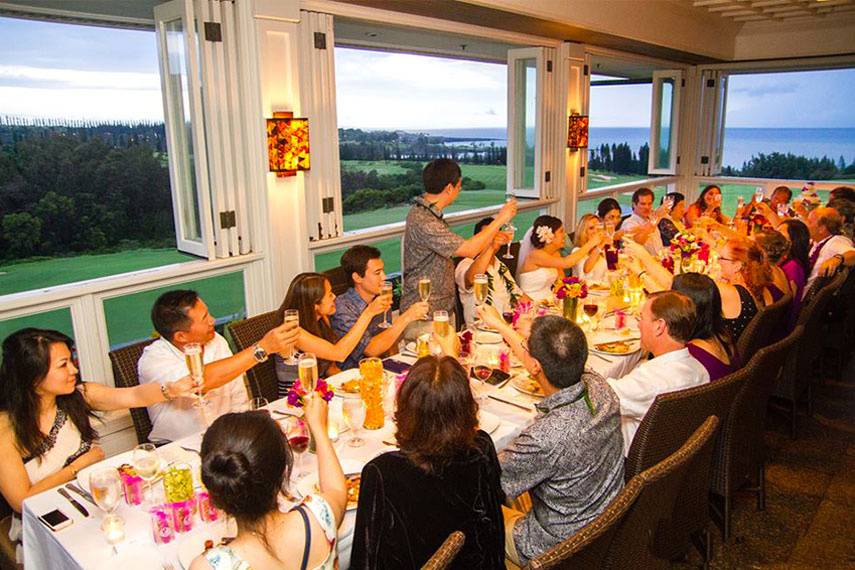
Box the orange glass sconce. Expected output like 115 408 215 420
567 114 589 151
267 111 310 177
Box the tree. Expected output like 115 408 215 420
2 212 42 259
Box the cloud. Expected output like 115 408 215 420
0 65 160 91
730 82 799 97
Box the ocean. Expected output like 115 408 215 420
421 127 855 169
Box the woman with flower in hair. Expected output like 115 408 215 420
516 215 603 302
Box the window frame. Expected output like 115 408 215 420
648 69 682 176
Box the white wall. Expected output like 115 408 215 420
734 15 855 61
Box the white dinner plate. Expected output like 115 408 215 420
478 410 502 434
76 455 170 495
589 339 642 356
509 373 545 398
294 458 364 511
177 518 236 570
326 368 363 399
474 330 503 344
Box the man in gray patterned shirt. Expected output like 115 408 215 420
401 158 517 317
481 310 625 566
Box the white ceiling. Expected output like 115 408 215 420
686 0 855 22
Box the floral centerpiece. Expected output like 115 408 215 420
554 276 588 322
668 231 710 273
286 379 335 408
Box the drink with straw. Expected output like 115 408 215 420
298 353 318 392
282 309 299 364
378 281 394 329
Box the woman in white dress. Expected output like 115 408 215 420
0 329 194 563
517 215 603 302
572 214 609 282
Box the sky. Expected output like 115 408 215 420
1 16 855 130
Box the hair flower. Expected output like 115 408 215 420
535 225 555 244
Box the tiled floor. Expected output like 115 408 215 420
678 356 855 569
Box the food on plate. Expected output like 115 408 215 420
341 378 360 394
513 375 543 396
594 341 632 354
588 282 609 291
315 473 361 508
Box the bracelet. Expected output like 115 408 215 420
639 271 647 280
161 383 174 402
834 254 845 264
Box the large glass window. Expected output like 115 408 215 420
335 48 508 233
0 307 74 347
0 16 195 297
720 68 855 182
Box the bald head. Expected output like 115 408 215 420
807 207 844 241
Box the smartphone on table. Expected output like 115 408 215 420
39 508 73 532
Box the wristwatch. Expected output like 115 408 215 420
253 343 269 363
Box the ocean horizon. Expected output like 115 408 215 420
404 126 855 169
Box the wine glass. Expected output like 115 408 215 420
378 281 394 329
501 222 516 259
473 273 489 328
342 399 366 447
282 309 300 365
250 397 269 411
754 187 765 204
777 202 789 218
132 443 160 505
90 468 122 519
287 418 310 478
183 342 206 410
297 353 318 392
418 278 431 320
583 299 600 332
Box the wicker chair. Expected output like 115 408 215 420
322 265 351 297
623 370 745 564
772 269 847 437
736 292 791 360
227 311 280 402
421 530 465 570
709 325 802 541
108 338 157 444
0 494 18 570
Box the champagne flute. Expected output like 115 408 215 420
418 278 431 320
298 353 318 393
132 443 160 506
183 343 206 410
282 309 300 365
473 273 489 328
754 187 765 204
342 399 367 448
378 281 394 329
433 310 450 339
501 223 516 260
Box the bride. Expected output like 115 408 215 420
516 215 603 302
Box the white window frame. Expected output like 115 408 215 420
507 47 543 199
648 70 683 176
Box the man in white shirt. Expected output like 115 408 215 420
138 290 298 442
455 217 530 326
619 188 664 255
607 291 710 454
805 207 855 294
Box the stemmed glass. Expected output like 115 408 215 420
342 399 366 447
473 273 489 328
583 299 600 332
250 397 269 412
287 418 310 478
418 278 431 320
183 342 207 411
282 309 300 365
132 443 160 506
298 353 318 392
90 467 123 550
501 222 516 259
378 281 394 329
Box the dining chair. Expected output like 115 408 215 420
227 310 280 402
736 292 791 360
421 530 465 570
322 265 351 297
710 325 801 541
0 493 18 570
108 338 157 444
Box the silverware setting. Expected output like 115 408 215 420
65 483 96 507
487 394 534 412
56 487 89 517
590 352 614 363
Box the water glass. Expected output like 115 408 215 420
342 399 367 447
132 443 160 505
90 468 122 516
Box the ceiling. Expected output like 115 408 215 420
686 0 855 23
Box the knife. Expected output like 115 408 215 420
65 483 96 507
487 394 535 412
57 487 89 517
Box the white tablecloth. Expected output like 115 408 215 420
22 325 642 570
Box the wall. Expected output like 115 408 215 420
734 15 855 61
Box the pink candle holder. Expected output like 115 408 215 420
170 499 195 533
118 468 144 506
149 505 175 544
196 492 220 523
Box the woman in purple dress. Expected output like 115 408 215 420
778 220 810 328
672 273 739 381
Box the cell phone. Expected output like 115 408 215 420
470 368 510 386
39 508 72 532
383 359 411 375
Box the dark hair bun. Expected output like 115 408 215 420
202 450 262 516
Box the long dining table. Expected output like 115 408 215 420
21 312 643 570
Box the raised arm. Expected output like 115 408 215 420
79 377 195 411
298 296 389 363
464 233 509 288
622 239 673 290
363 301 429 358
454 200 517 258
528 236 603 271
303 395 347 525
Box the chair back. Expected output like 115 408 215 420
227 311 280 402
602 416 720 570
625 368 745 480
737 292 791 358
711 325 802 499
421 531 465 570
323 265 351 297
108 338 157 444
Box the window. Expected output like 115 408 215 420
0 307 74 347
718 68 855 182
335 48 509 234
649 70 682 175
0 16 196 297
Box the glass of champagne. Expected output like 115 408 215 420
378 281 394 329
132 443 160 506
342 398 367 448
282 309 300 365
418 277 431 320
473 273 489 328
433 310 450 339
183 342 206 410
777 202 789 218
286 418 310 478
298 353 318 393
754 187 765 204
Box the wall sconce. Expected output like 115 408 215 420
567 114 589 151
267 111 310 177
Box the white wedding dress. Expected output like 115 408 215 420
517 267 560 302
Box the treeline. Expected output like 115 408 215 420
341 161 485 214
587 142 650 175
0 125 174 262
0 116 168 153
338 128 506 165
721 152 855 180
